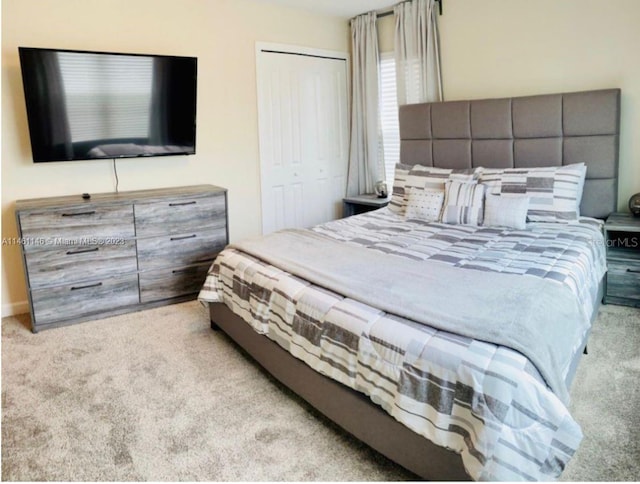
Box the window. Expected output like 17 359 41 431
379 52 400 186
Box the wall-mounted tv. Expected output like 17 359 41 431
18 47 197 162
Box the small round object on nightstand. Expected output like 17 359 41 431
629 192 640 217
374 180 388 198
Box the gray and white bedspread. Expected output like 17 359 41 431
198 208 606 481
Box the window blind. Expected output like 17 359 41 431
379 52 400 185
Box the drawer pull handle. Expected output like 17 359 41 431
170 234 197 241
169 201 197 207
172 268 198 275
62 211 96 217
66 247 99 255
70 282 102 291
627 268 640 274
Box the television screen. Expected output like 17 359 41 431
18 47 197 162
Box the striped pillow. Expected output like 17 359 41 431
388 163 414 215
389 163 478 216
478 163 586 222
441 180 486 225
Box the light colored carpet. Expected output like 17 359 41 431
1 301 639 481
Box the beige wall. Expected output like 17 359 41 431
379 0 640 212
1 0 349 315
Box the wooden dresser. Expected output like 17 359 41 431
15 185 228 332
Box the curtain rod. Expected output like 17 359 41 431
375 0 442 19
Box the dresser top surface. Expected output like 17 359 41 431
15 185 226 212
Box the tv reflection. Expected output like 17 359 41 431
86 143 194 158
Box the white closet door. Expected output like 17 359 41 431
256 43 349 234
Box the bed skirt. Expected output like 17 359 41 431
209 301 471 481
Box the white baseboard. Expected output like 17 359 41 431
2 301 29 318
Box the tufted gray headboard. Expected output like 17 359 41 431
398 89 621 219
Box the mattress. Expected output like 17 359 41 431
198 208 606 481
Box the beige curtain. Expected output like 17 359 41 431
347 11 384 196
394 0 443 105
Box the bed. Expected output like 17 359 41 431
198 88 620 481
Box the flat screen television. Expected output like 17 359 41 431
18 47 197 162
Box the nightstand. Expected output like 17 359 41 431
342 194 390 217
604 212 640 307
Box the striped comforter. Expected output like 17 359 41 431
198 208 606 481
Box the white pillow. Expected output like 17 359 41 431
484 193 529 230
405 188 445 222
441 180 486 226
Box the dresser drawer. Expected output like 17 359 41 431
25 240 137 289
606 261 640 302
134 193 226 237
137 228 227 271
139 263 210 303
19 205 134 252
31 274 139 326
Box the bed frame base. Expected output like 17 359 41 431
209 303 470 481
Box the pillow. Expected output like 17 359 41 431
405 165 478 192
404 187 445 222
483 193 529 230
441 180 486 226
389 163 479 216
388 163 414 215
478 163 586 222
